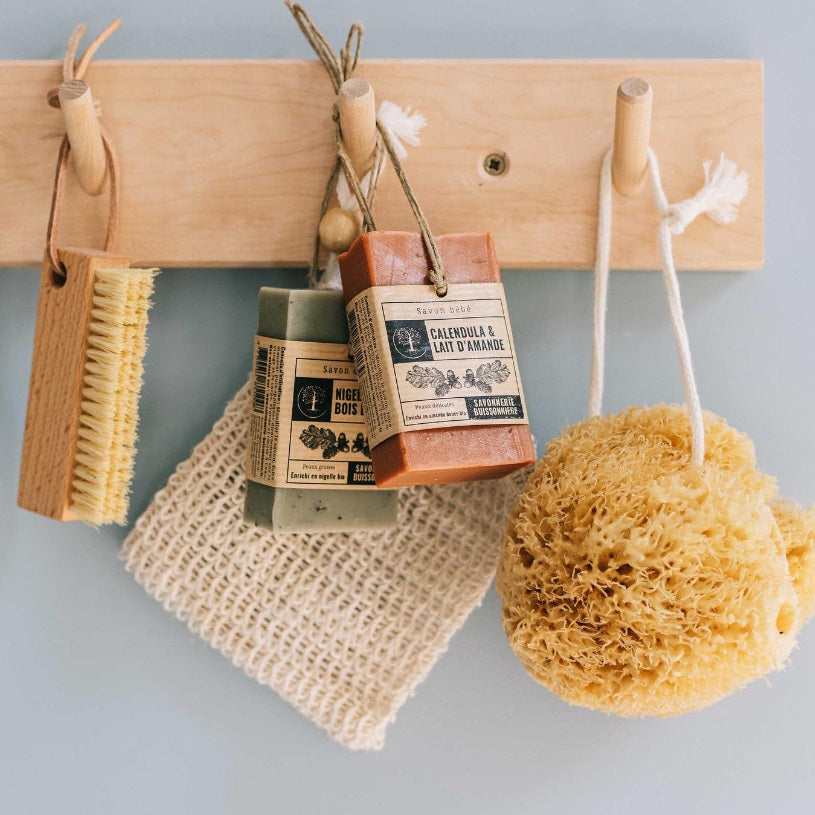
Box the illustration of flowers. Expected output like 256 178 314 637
299 425 372 460
406 360 510 396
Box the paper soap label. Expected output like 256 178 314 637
345 282 529 448
247 337 377 489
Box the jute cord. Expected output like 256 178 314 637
286 2 448 296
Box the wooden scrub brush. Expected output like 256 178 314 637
18 22 158 526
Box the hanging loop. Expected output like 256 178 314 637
46 130 120 281
589 146 748 468
376 119 447 297
287 2 447 296
46 20 121 196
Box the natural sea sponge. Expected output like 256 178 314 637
497 404 815 717
773 499 815 620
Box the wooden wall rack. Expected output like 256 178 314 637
0 59 763 270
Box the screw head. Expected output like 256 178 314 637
483 151 508 177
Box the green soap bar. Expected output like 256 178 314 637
244 287 398 533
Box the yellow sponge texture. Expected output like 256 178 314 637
773 499 815 620
497 404 815 717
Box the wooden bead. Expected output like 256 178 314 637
318 207 362 254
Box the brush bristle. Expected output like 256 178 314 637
70 267 157 526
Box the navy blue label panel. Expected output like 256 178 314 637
386 320 433 362
347 460 376 485
292 376 333 422
464 395 525 421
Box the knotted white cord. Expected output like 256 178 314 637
588 149 748 468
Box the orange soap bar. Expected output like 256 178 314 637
339 231 536 488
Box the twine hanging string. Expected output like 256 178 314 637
375 118 447 296
286 2 448 296
588 148 748 468
45 20 121 279
287 2 362 94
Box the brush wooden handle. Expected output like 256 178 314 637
18 248 129 521
59 79 108 196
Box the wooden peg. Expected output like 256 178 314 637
317 77 377 254
58 79 108 196
338 77 377 179
611 77 653 196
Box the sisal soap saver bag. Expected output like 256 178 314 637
498 150 815 717
123 383 526 749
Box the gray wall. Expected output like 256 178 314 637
2 1 813 813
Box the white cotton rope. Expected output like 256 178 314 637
588 149 749 468
318 101 427 291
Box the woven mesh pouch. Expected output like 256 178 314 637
122 383 527 749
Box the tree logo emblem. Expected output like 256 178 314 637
391 325 426 359
296 384 329 418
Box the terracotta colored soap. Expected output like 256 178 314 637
339 231 536 488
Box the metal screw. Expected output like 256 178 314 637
483 152 508 176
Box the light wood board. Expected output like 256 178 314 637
0 59 763 270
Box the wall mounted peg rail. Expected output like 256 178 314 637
0 59 763 269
